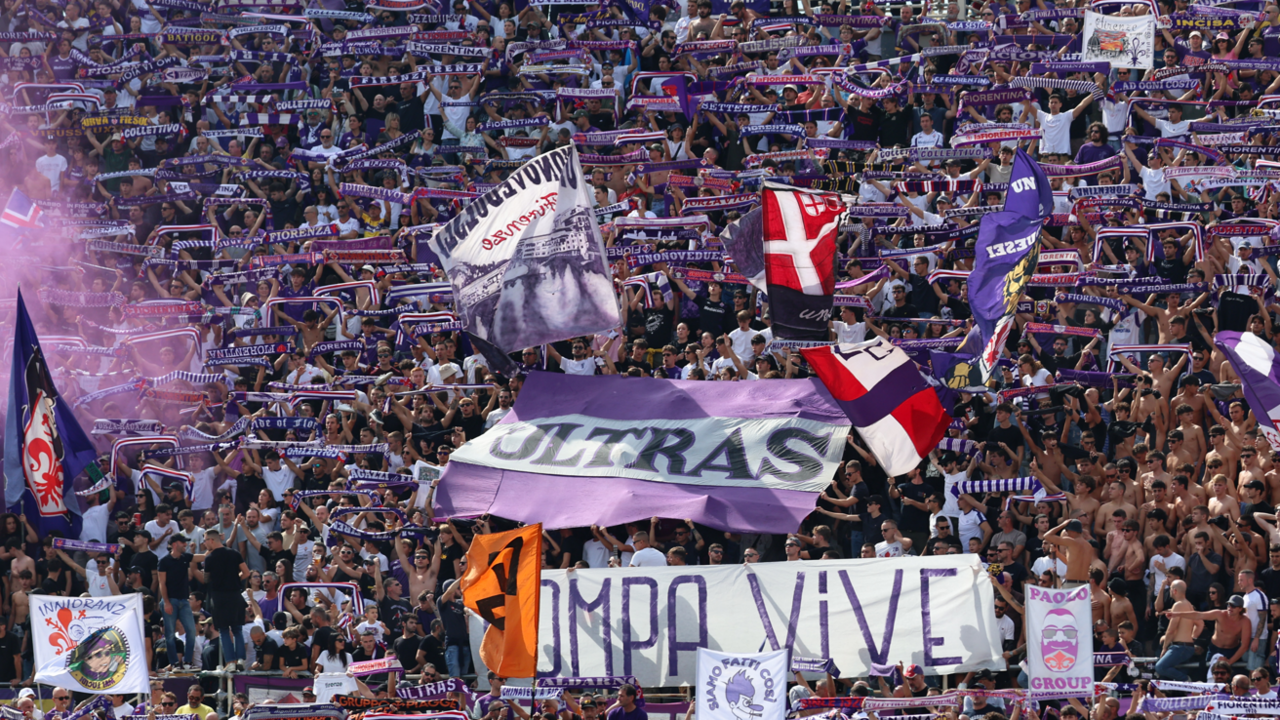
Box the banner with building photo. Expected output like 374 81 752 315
32 594 149 694
1082 11 1154 69
428 146 620 372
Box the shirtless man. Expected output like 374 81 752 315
1043 519 1094 587
1140 453 1172 499
1171 474 1207 527
1165 594 1251 666
1182 505 1227 557
395 537 443 602
1167 429 1200 471
1138 380 1171 447
1108 520 1146 584
1115 357 1181 431
1096 481 1138 538
1240 447 1267 491
1036 469 1101 530
1141 480 1177 537
1207 475 1241 523
1205 430 1241 493
1174 378 1208 434
8 570 32 632
1123 291 1207 345
1155 579 1203 680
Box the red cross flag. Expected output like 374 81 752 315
762 186 844 341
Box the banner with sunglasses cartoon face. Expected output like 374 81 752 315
32 593 149 694
1025 585 1094 695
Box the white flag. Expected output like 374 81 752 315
1082 11 1155 69
313 674 360 703
32 594 149 694
697 648 789 720
1025 585 1094 695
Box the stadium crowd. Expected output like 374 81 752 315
1 0 1280 714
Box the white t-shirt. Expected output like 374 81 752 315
728 326 756 363
630 547 668 567
1147 552 1185 591
144 519 178 557
112 703 135 720
81 502 110 544
941 471 965 517
189 467 219 513
315 650 353 674
560 356 600 376
1031 555 1069 579
1036 110 1073 155
583 539 610 568
1155 118 1191 139
263 465 298 502
85 559 115 597
957 508 987 551
35 153 67 192
1140 166 1171 200
834 321 867 344
875 539 906 558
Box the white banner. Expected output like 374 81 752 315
32 594 149 694
697 649 789 720
1082 11 1154 69
535 556 1003 687
449 413 850 493
313 674 360 703
428 145 620 356
1025 585 1094 694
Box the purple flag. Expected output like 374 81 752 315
431 373 851 533
720 206 765 292
969 148 1052 376
1215 331 1280 447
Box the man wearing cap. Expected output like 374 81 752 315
159 535 198 671
1165 593 1250 666
1042 518 1093 587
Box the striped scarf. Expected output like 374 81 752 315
955 476 1043 497
1010 76 1103 99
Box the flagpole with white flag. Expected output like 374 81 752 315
32 593 151 694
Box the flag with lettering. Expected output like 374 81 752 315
459 524 542 678
762 185 845 341
969 149 1051 379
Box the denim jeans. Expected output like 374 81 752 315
445 643 471 678
164 598 198 666
1245 646 1266 672
219 624 246 664
1155 643 1197 680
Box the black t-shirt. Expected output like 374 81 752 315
883 302 921 319
879 108 913 148
130 551 159 590
0 633 19 682
418 632 448 671
986 423 1024 454
437 542 465 587
204 546 245 589
253 637 279 668
697 295 732 336
392 634 421 670
897 482 931 533
380 596 412 634
158 552 193 600
276 641 308 671
844 106 881 142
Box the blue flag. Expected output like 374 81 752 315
3 289 97 538
968 149 1052 376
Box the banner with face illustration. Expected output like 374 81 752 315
32 594 150 694
1025 585 1094 696
697 649 788 720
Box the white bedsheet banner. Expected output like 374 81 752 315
533 555 1003 686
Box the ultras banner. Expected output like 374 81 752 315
32 594 149 693
434 373 852 533
525 556 1003 687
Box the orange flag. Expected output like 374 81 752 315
459 523 542 678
